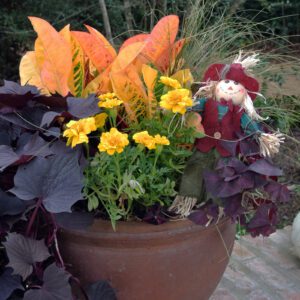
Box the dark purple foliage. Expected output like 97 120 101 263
0 268 24 300
3 233 50 280
247 203 278 237
222 194 245 222
67 94 102 118
23 264 72 300
54 212 94 230
143 204 167 225
85 281 117 300
188 200 219 226
0 189 26 216
204 158 282 199
10 155 83 213
264 181 290 203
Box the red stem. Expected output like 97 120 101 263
25 198 42 237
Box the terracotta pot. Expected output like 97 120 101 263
58 218 235 300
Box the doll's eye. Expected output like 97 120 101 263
224 80 230 84
233 81 239 85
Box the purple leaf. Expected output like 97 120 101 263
0 81 39 95
0 268 24 300
54 212 93 230
67 94 102 118
3 233 50 280
85 281 117 300
222 194 245 221
219 140 238 156
188 209 209 225
0 145 19 171
0 133 54 171
23 264 72 300
247 159 283 176
264 181 290 203
40 111 61 127
10 155 83 213
247 203 277 237
240 138 260 156
0 189 26 216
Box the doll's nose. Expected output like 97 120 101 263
228 86 233 90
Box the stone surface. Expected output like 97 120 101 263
210 226 300 300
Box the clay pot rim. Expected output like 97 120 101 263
60 217 232 246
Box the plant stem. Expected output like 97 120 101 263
25 198 42 237
114 154 122 186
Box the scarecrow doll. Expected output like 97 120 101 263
170 52 284 216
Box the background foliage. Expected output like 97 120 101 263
1 0 299 82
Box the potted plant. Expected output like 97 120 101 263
0 14 290 300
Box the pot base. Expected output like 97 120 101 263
59 218 235 300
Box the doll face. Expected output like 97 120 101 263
215 79 246 105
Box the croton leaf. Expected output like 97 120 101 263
53 212 93 230
3 233 50 280
264 181 290 203
0 189 26 216
67 94 101 118
85 281 117 300
0 268 24 300
23 264 72 300
28 17 72 96
10 154 83 213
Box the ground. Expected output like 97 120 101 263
211 226 300 300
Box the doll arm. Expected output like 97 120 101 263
241 112 261 135
241 112 284 157
191 98 207 114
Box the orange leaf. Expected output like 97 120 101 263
143 15 179 62
19 51 50 95
72 31 114 74
85 25 116 58
111 42 145 73
155 38 186 73
142 64 158 118
83 67 112 97
120 34 149 52
28 17 72 96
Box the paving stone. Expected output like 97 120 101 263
211 227 300 300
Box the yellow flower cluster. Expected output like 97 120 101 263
133 131 170 150
98 92 123 108
98 128 129 155
160 88 193 114
160 76 182 89
63 117 97 148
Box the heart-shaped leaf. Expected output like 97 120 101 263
10 154 83 213
67 94 101 118
0 268 24 300
3 233 50 280
23 264 72 300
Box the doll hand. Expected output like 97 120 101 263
258 131 285 157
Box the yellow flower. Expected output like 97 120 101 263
98 128 129 155
94 113 108 128
160 76 182 89
153 134 170 146
98 92 123 108
133 131 156 149
133 131 170 149
159 88 193 114
63 117 97 148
